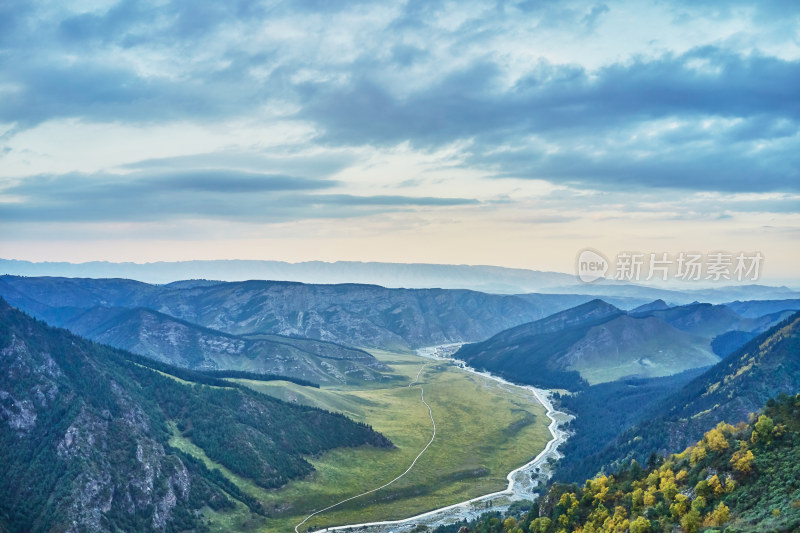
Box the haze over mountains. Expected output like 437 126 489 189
2 275 796 389
3 258 799 304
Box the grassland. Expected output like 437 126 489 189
176 349 552 532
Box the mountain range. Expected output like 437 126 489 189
0 275 604 350
2 271 799 532
3 258 799 303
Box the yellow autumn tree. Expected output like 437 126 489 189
670 493 690 519
643 487 657 507
707 474 726 496
661 480 678 502
730 443 755 474
704 502 730 526
602 506 629 533
631 488 644 510
629 515 650 533
690 444 707 465
704 428 729 452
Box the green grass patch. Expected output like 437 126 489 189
177 349 552 531
226 350 553 531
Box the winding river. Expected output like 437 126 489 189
302 344 572 533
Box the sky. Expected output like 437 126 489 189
1 0 799 281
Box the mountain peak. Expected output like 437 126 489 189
630 298 670 313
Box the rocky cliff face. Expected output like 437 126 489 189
0 309 197 532
0 300 392 532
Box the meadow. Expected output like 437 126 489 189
173 349 552 531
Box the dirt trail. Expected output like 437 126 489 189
294 364 436 533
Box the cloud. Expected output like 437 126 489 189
582 3 610 31
0 170 478 223
302 46 800 143
1 0 798 201
295 45 800 192
122 151 359 179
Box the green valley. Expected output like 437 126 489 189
180 349 553 531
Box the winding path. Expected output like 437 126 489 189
294 364 437 533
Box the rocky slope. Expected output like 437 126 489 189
60 306 388 384
0 299 391 532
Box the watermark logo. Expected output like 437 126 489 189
576 250 763 283
576 249 609 283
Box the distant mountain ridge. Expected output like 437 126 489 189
2 258 799 303
457 297 797 390
631 301 784 338
0 275 606 350
725 298 800 318
0 258 577 293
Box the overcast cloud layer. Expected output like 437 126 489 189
1 0 798 277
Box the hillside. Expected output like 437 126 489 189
553 369 707 483
438 392 800 533
575 311 800 478
60 306 388 385
0 275 603 350
725 298 800 318
455 300 719 388
0 299 391 532
632 302 786 340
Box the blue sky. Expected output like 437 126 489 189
1 0 798 279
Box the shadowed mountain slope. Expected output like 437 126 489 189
455 300 719 388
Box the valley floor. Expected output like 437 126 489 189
178 349 553 532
